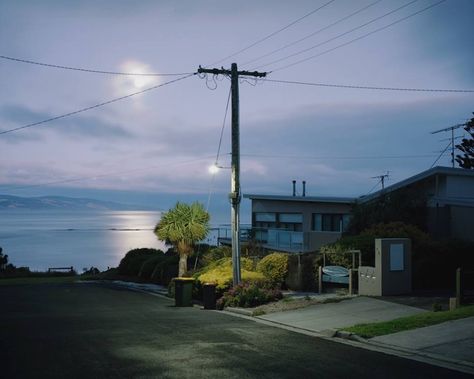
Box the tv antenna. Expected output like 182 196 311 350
431 124 464 168
371 171 390 190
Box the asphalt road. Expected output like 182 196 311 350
0 282 469 379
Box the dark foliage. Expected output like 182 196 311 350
455 114 474 169
118 248 164 276
349 187 428 234
216 281 282 309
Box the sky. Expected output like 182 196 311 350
1 0 473 224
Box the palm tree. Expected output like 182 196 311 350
154 202 210 277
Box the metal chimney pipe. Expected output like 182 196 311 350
302 180 306 197
292 180 296 196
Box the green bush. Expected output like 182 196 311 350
256 252 289 287
150 254 179 285
198 246 232 267
118 248 163 276
196 257 265 290
216 282 282 309
138 251 166 278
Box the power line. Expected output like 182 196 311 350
0 55 193 76
255 0 420 70
263 78 474 93
214 86 232 166
0 73 195 136
242 0 383 67
430 141 452 168
0 155 215 192
268 0 447 73
208 0 337 66
241 153 450 160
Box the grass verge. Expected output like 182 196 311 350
341 305 474 338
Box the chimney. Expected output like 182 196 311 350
292 180 296 196
302 180 306 197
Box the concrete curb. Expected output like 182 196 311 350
89 281 474 375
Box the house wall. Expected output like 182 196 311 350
251 199 352 233
450 206 474 241
446 176 474 198
306 231 342 250
251 198 353 251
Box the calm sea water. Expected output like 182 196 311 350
0 210 168 272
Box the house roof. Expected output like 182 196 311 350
359 166 474 203
243 194 356 204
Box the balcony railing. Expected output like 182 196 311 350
217 225 307 252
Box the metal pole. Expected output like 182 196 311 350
451 127 455 168
230 62 241 285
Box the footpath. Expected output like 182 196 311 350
104 281 474 375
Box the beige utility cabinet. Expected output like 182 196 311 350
359 238 412 296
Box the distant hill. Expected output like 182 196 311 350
0 195 152 210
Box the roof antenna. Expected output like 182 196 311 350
371 172 390 190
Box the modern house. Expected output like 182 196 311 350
217 166 474 253
244 193 354 253
359 166 474 241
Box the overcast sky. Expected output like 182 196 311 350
1 0 473 222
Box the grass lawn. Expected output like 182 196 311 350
0 276 78 285
341 305 474 338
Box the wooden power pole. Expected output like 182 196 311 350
198 63 266 285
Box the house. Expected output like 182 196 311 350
243 193 354 253
217 166 474 254
359 166 474 241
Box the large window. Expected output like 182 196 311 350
313 213 351 232
253 212 302 231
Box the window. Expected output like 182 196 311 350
278 213 302 231
313 213 351 232
255 213 276 222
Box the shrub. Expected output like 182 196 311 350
118 248 163 276
216 282 282 309
198 246 232 267
150 254 179 285
196 257 264 290
256 252 289 287
138 251 167 278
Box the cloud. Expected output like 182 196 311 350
0 104 134 140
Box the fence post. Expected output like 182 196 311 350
349 269 353 295
456 267 462 306
318 266 323 294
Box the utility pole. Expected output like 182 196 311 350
198 63 266 285
431 124 464 168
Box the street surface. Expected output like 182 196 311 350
0 282 469 378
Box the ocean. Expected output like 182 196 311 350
0 210 168 272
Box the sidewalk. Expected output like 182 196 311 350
100 281 474 375
252 295 474 375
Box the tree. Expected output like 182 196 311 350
154 202 210 277
0 247 8 271
455 114 474 169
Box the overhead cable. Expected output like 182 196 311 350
208 0 337 66
241 153 451 160
268 0 447 73
0 155 215 191
263 78 474 93
0 55 193 76
242 0 383 67
255 0 420 70
0 73 195 136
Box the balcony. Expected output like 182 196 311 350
217 225 308 253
